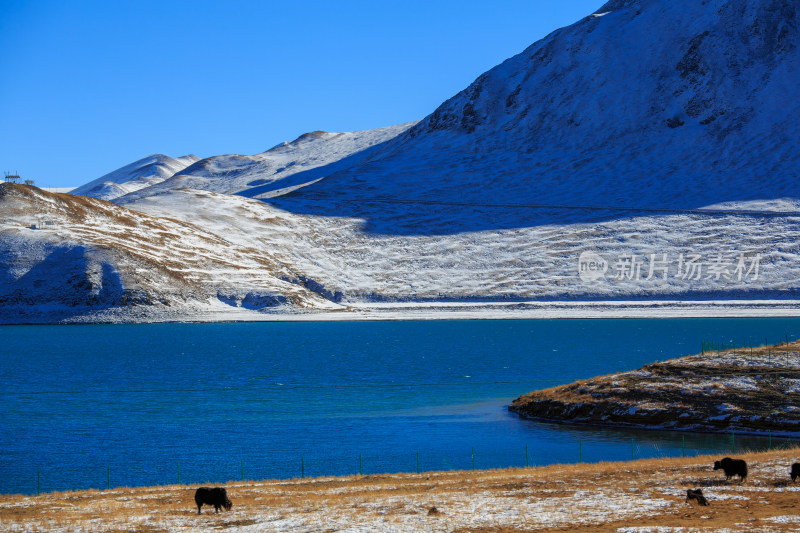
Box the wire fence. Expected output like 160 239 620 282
21 432 797 496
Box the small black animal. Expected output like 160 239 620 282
791 463 800 482
713 457 748 482
686 488 709 506
194 487 232 514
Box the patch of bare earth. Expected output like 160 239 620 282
4 449 800 532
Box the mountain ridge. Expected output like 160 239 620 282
112 122 417 204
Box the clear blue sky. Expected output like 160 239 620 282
1 1 604 188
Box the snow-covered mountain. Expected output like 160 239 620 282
268 0 800 234
115 123 416 204
5 180 797 322
71 154 200 201
4 0 800 323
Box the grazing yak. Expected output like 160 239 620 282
713 457 748 482
791 463 800 482
686 488 709 506
194 487 233 514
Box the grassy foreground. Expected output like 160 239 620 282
3 448 800 532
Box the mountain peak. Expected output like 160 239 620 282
71 154 201 201
272 0 800 234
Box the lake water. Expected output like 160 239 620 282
2 318 799 495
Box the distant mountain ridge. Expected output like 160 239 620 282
109 123 416 204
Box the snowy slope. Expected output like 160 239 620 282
0 184 336 322
126 188 800 305
113 123 416 204
71 154 200 201
270 0 800 234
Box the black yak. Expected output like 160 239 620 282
713 457 747 482
194 487 233 514
686 488 709 506
791 463 800 482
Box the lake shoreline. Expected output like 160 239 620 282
4 298 800 325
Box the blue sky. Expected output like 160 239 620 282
1 1 604 188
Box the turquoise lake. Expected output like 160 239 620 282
2 318 799 495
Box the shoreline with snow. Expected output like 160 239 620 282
3 299 800 325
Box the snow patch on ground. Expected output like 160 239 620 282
764 515 800 523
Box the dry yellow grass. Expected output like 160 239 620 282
4 447 800 532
